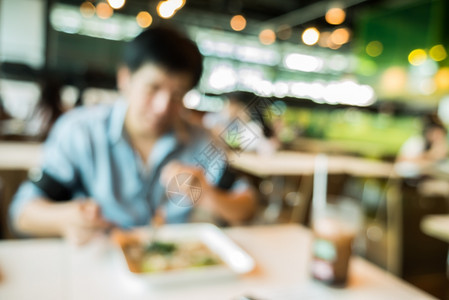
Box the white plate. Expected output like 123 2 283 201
116 223 255 286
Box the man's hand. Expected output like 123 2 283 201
62 199 114 245
160 161 214 209
160 161 205 187
159 161 256 223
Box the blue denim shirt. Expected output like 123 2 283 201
10 100 237 228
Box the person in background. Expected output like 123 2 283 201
10 26 256 244
0 96 12 136
25 75 65 140
203 91 281 155
0 97 11 121
0 98 6 138
397 113 448 166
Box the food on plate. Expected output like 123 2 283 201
123 239 222 273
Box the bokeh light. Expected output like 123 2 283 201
380 66 407 95
328 54 349 72
302 27 320 46
208 65 237 90
273 82 289 98
325 7 346 25
408 49 427 66
328 42 341 50
157 1 175 18
357 58 378 76
80 1 95 18
171 0 185 10
330 28 350 45
107 0 125 9
366 41 383 57
183 89 201 109
230 15 246 31
96 2 113 19
284 53 323 72
157 0 185 19
136 11 152 28
435 67 449 91
429 44 447 62
259 29 276 45
323 81 375 106
418 79 436 95
318 31 331 47
277 24 292 40
413 59 438 76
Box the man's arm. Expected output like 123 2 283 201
9 109 112 243
15 196 112 244
199 182 256 224
15 197 72 236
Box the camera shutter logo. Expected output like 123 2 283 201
166 173 202 207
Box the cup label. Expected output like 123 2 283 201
313 239 336 262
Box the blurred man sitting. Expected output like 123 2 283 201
10 26 256 244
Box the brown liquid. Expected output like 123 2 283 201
311 218 355 286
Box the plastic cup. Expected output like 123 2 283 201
310 198 361 286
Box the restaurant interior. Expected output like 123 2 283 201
1 0 449 299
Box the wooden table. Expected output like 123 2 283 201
229 151 395 178
0 144 395 178
0 224 435 300
228 151 396 225
0 141 42 171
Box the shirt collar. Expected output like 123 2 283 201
108 99 128 145
108 99 188 166
148 130 181 169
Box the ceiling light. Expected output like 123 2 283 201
107 0 125 10
259 29 276 45
330 28 350 45
429 44 447 62
230 15 246 31
96 2 113 19
325 7 345 25
408 49 427 66
366 41 383 57
302 27 319 46
284 53 323 72
80 2 95 18
136 11 152 28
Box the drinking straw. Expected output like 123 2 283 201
312 154 328 220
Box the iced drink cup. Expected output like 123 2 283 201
310 200 359 286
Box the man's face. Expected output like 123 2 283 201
120 63 192 138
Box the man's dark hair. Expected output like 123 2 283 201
123 26 203 87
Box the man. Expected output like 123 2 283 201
10 26 256 244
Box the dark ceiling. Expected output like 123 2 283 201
55 0 390 36
7 0 441 89
54 0 446 49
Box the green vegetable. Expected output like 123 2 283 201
194 257 219 266
145 241 177 255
